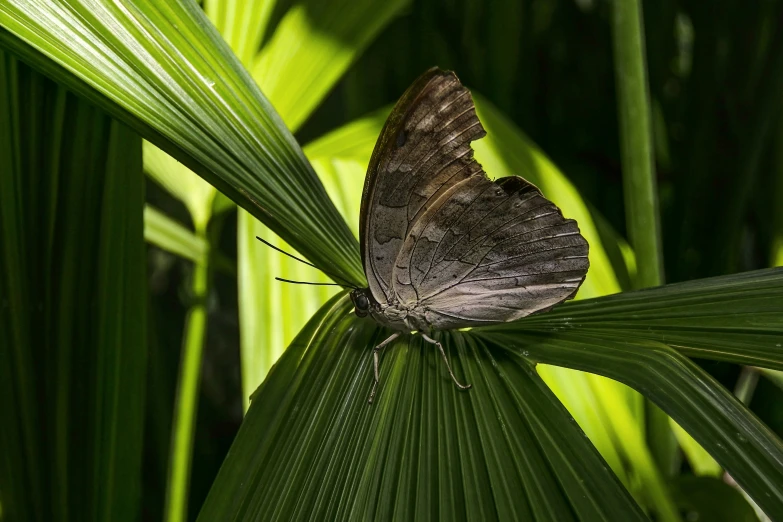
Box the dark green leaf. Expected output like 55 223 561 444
481 268 783 369
198 295 648 522
477 268 783 518
670 476 759 522
0 53 146 522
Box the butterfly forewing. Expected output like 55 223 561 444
362 68 589 330
361 69 486 303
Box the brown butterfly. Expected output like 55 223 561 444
349 68 590 402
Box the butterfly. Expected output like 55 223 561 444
349 67 590 403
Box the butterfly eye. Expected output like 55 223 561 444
355 294 369 311
351 291 370 317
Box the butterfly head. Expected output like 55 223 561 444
350 288 374 318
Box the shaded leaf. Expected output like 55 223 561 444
478 268 783 518
0 53 146 522
670 476 758 522
143 205 209 265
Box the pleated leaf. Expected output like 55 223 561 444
0 52 146 522
238 0 407 405
197 294 647 522
198 269 782 521
478 267 783 518
0 0 364 286
251 0 409 132
301 99 684 514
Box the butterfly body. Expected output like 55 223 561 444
350 287 432 332
352 67 590 402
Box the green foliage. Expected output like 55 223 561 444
0 0 364 286
0 53 146 521
202 294 650 521
2 1 783 521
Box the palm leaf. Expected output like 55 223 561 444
0 0 363 286
196 269 783 520
197 294 647 522
0 52 146 522
478 267 783 517
238 0 409 402
302 99 683 513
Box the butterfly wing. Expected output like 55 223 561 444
361 68 487 303
393 175 589 329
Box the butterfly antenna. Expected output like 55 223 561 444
255 235 317 268
255 236 359 289
275 277 344 286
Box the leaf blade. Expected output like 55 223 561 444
198 295 649 522
0 0 364 285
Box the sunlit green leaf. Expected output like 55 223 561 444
304 107 387 161
143 142 217 232
238 0 407 405
0 0 363 285
252 0 409 132
670 419 722 477
144 205 208 264
205 0 276 66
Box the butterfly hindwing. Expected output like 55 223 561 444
361 69 486 303
393 175 589 328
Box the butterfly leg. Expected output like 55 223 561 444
369 332 401 404
420 333 472 391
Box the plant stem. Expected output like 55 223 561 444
164 228 209 522
612 0 677 505
772 116 783 267
612 0 663 289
